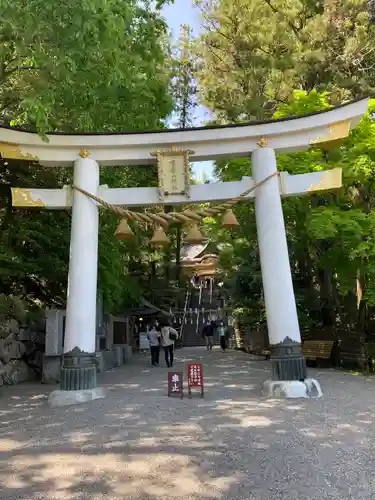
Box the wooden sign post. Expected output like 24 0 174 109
187 363 204 398
168 371 183 399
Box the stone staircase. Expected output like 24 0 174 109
181 284 223 347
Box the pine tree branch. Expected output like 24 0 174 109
262 0 302 39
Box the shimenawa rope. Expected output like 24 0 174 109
72 172 279 227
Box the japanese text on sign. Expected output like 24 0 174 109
169 159 178 192
188 363 203 387
187 363 204 398
158 152 188 197
171 373 180 392
168 371 183 398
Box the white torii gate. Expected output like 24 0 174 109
5 97 369 405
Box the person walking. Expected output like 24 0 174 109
147 325 161 366
218 321 228 352
202 319 214 351
160 321 179 367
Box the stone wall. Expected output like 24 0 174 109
42 310 133 384
233 321 268 354
0 310 134 387
95 345 132 373
0 319 45 386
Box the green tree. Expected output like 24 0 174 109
210 91 375 333
170 24 198 129
0 0 172 131
195 0 374 122
194 0 375 336
168 24 199 282
0 0 174 313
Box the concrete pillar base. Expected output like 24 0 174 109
60 347 97 390
262 378 323 399
270 337 307 381
48 387 106 407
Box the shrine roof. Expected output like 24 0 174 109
0 97 369 166
180 243 210 261
123 298 170 317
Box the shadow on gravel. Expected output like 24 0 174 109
0 348 374 499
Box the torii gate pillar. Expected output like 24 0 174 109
252 147 321 398
49 156 105 407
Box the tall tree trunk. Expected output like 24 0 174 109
163 205 173 281
317 268 337 326
356 272 367 331
175 225 182 281
369 0 375 24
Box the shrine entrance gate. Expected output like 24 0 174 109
4 97 369 405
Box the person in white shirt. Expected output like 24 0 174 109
147 325 161 366
159 321 179 367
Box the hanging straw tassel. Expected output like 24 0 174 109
150 226 169 247
222 209 239 228
115 218 134 239
185 223 204 244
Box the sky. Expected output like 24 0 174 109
162 0 215 181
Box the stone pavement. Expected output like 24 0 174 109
0 347 374 500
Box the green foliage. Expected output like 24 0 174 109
0 0 173 132
273 90 332 119
0 161 72 307
0 0 174 313
210 90 375 332
196 1 375 330
169 24 198 128
195 0 375 121
98 211 137 313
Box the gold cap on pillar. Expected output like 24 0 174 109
150 226 169 247
222 209 239 228
115 218 134 239
185 224 204 244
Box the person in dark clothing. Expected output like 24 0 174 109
147 325 161 366
211 320 217 339
202 320 214 351
218 321 228 351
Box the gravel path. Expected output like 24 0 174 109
0 347 374 500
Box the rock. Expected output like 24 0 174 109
0 342 11 364
0 320 20 339
3 359 35 385
2 332 14 344
6 319 20 335
3 340 25 360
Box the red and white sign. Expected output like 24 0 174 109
187 363 204 398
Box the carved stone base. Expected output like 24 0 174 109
270 336 307 381
262 379 323 399
60 347 97 391
48 387 106 407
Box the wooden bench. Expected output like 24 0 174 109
302 340 334 362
